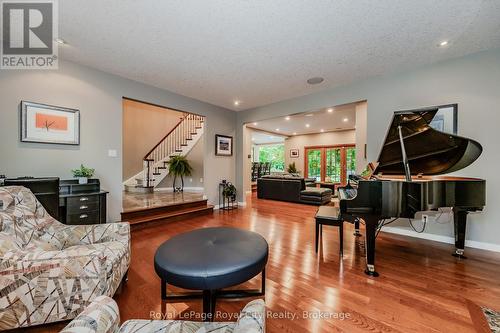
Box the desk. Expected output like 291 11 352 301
59 179 108 225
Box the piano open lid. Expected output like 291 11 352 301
374 106 483 176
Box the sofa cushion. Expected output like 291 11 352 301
300 187 332 196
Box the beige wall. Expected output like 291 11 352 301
160 136 204 189
122 99 183 181
284 130 356 176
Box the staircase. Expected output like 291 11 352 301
124 113 204 192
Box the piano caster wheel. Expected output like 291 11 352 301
364 265 379 277
452 249 467 259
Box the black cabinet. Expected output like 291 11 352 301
59 179 108 225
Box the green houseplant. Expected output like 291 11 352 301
71 164 95 184
167 155 193 192
222 182 237 201
287 162 297 174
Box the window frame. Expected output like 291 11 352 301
304 144 355 185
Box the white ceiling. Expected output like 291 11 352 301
251 131 286 145
59 1 500 111
247 103 357 136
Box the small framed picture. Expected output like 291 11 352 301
20 101 80 145
215 134 233 156
290 149 299 158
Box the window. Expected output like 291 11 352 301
258 144 285 172
305 145 356 185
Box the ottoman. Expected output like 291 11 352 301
154 227 268 321
300 187 332 205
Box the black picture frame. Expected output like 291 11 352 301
215 134 233 156
20 101 80 145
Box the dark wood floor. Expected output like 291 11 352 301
23 195 500 332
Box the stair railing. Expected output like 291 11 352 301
142 113 204 187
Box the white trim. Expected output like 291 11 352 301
382 226 500 253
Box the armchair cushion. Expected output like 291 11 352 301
0 186 130 330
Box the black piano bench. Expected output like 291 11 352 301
315 206 344 256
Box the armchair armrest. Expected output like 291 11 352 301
60 296 120 333
234 299 266 333
65 222 130 247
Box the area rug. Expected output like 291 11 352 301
482 307 500 333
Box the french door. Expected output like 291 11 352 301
305 145 356 185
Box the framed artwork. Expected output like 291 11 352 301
290 148 299 158
20 101 80 145
215 134 233 156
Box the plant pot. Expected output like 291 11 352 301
78 177 88 184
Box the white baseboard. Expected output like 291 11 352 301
382 226 500 253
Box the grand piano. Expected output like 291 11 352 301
338 105 486 277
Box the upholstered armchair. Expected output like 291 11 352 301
0 186 130 330
61 296 266 333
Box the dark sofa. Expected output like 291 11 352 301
257 175 332 205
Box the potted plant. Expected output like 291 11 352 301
222 182 237 202
71 164 95 184
167 155 193 192
287 162 298 174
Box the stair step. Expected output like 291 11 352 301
153 172 161 175
175 150 182 152
157 166 167 170
126 205 214 227
144 158 154 161
121 199 211 221
180 144 188 146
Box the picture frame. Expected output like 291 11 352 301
20 101 80 145
290 148 299 158
215 134 233 156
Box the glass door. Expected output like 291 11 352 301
304 145 355 185
306 149 322 181
325 147 341 183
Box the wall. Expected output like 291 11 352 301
0 60 235 221
160 136 204 189
122 99 183 181
236 48 500 246
284 130 356 176
355 102 368 173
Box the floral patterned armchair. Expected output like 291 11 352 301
0 186 130 330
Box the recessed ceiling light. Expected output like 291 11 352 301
305 124 310 128
320 129 325 133
234 100 240 106
251 138 255 141
343 118 349 122
270 136 274 139
275 128 280 131
253 122 258 126
307 77 324 85
327 108 333 113
305 114 314 117
285 116 290 120
438 40 449 47
293 132 297 135
55 37 66 45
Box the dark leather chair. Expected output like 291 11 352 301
3 177 60 219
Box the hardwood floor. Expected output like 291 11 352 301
21 195 500 332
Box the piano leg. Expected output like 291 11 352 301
452 208 468 259
354 219 362 237
364 216 379 277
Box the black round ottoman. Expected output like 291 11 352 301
154 227 268 321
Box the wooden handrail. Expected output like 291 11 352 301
143 113 187 160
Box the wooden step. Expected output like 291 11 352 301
121 199 209 221
127 205 214 228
